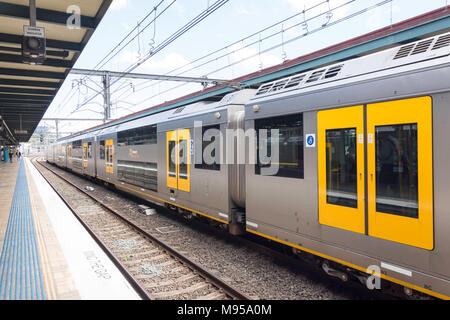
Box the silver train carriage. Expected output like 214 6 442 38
46 32 450 299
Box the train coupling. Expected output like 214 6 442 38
322 261 349 282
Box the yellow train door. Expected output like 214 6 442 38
318 97 433 250
318 105 366 234
367 97 433 250
68 144 72 164
167 130 178 189
105 139 114 174
83 142 88 168
166 129 191 192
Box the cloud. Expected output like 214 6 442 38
110 0 129 10
235 3 252 16
120 50 193 74
365 4 400 30
228 43 283 76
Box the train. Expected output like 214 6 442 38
46 31 450 299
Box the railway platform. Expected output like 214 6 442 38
0 157 141 300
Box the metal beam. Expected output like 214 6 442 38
71 68 231 84
0 86 55 95
0 102 47 107
0 53 72 68
0 2 95 29
0 78 59 88
0 93 53 101
1 107 45 111
42 118 104 121
0 67 65 79
0 45 69 58
0 33 82 51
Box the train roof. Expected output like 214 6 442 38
250 32 450 104
56 89 255 143
56 30 450 145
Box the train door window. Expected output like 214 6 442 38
318 105 365 234
179 139 188 179
375 124 418 218
168 141 177 178
326 128 358 208
367 97 433 250
195 124 221 171
255 113 304 178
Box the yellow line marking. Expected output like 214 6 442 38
246 228 449 300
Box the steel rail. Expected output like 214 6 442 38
34 158 250 300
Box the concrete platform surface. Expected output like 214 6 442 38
0 158 141 300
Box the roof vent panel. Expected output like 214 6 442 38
432 34 450 50
393 43 415 59
324 64 343 79
269 79 289 92
255 83 274 96
284 74 306 89
306 69 325 83
173 106 186 114
411 39 434 55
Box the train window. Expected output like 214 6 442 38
178 139 188 180
118 125 157 146
100 140 105 159
73 140 82 149
375 123 418 218
255 113 304 178
88 142 92 159
326 128 358 208
117 160 157 192
168 141 177 178
195 124 220 171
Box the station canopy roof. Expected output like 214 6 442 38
0 0 112 143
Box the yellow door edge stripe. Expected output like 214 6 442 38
97 176 228 225
246 228 449 300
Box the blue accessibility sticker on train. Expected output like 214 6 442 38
306 134 316 147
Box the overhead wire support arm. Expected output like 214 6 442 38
70 68 232 85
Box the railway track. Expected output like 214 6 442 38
32 157 249 300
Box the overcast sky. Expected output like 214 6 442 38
40 0 449 137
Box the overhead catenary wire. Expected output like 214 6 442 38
128 0 393 109
114 0 333 99
116 0 357 103
54 0 170 118
70 0 230 116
